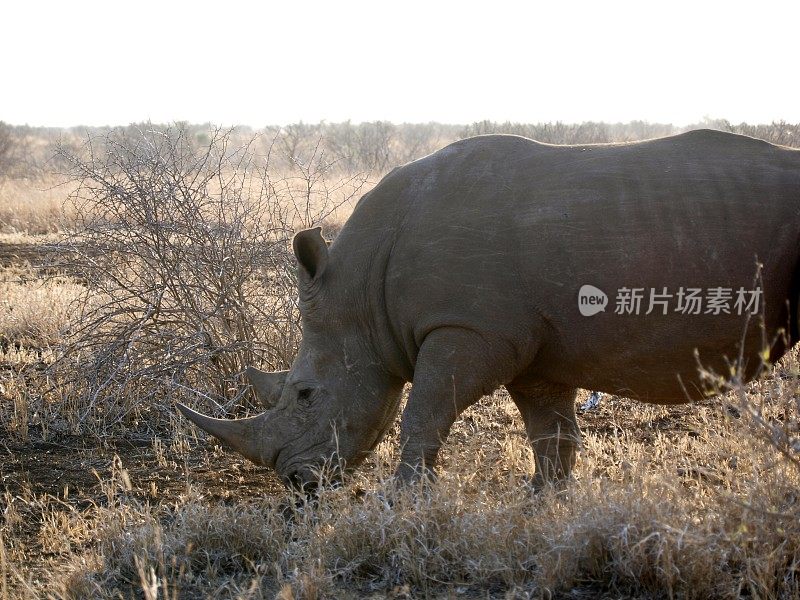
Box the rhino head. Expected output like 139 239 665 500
177 227 404 489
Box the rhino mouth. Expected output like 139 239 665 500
284 468 319 494
276 440 340 488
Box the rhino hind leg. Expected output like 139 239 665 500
506 380 580 489
396 327 519 483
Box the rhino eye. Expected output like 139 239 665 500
297 388 314 404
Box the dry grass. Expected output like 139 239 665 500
2 379 800 598
0 266 83 349
0 177 75 235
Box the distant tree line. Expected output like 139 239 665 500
1 118 799 181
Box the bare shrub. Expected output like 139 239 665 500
47 124 366 433
272 122 324 171
324 120 396 173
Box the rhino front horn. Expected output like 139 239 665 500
176 403 273 467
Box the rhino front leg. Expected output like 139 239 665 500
396 327 515 483
506 380 579 489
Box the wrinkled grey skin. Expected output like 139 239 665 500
179 130 800 489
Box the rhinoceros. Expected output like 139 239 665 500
178 129 800 489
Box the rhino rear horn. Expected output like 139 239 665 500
245 366 288 409
176 403 271 466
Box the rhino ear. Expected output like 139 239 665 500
245 366 288 409
293 227 328 280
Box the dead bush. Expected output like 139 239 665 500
47 124 366 433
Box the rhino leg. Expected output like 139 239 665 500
396 327 516 483
506 380 579 489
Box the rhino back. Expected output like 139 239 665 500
339 131 800 402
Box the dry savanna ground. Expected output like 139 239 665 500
1 122 800 599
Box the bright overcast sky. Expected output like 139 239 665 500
3 0 799 127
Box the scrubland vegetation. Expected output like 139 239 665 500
1 119 800 598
